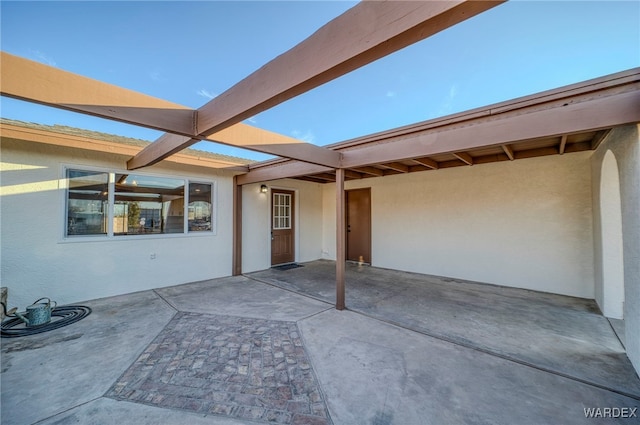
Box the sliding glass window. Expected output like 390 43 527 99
66 169 109 236
64 168 214 238
188 182 212 232
114 174 185 235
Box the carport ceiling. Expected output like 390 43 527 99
292 130 610 184
237 66 640 185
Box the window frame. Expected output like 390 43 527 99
60 164 217 242
64 168 110 238
187 179 217 234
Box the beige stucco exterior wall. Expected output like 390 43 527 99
241 179 323 273
323 152 595 298
1 138 236 308
590 124 640 374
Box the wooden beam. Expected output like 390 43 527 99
591 129 612 150
1 52 342 170
379 162 409 173
514 146 564 160
412 157 439 169
296 176 330 184
128 127 342 170
237 160 332 185
558 135 568 154
129 0 503 168
232 176 243 276
344 169 363 179
238 72 640 183
351 166 384 177
336 168 346 311
207 123 339 167
309 173 337 182
501 144 515 161
563 141 592 154
453 152 474 166
197 0 502 135
1 52 196 135
341 90 640 168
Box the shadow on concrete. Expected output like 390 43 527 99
2 262 639 425
248 260 640 399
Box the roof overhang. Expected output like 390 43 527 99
237 67 640 185
0 122 251 172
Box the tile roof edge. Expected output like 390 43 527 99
0 118 255 165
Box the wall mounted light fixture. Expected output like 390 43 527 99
260 184 268 193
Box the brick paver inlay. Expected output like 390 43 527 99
107 312 330 424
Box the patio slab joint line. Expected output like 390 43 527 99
607 318 626 350
152 289 180 312
31 396 103 425
351 309 640 401
244 274 335 308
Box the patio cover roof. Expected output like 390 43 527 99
2 1 638 183
2 1 507 172
239 68 639 185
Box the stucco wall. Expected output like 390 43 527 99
1 138 236 308
591 124 640 374
592 150 625 319
323 152 595 298
241 179 323 273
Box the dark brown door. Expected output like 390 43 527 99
346 188 371 264
271 189 295 265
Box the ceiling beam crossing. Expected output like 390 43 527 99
501 144 515 161
558 135 568 155
591 129 612 150
351 166 384 177
309 173 337 182
343 169 363 179
452 152 474 166
411 157 439 169
379 162 410 173
127 0 503 169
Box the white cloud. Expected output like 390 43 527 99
245 116 258 124
386 90 397 98
150 70 165 82
291 129 316 144
197 89 217 100
438 84 459 115
31 50 56 67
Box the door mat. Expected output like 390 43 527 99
272 263 304 271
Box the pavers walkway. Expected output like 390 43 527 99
107 312 330 424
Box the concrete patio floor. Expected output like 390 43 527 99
2 260 639 424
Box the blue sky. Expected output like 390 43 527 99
1 1 639 161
